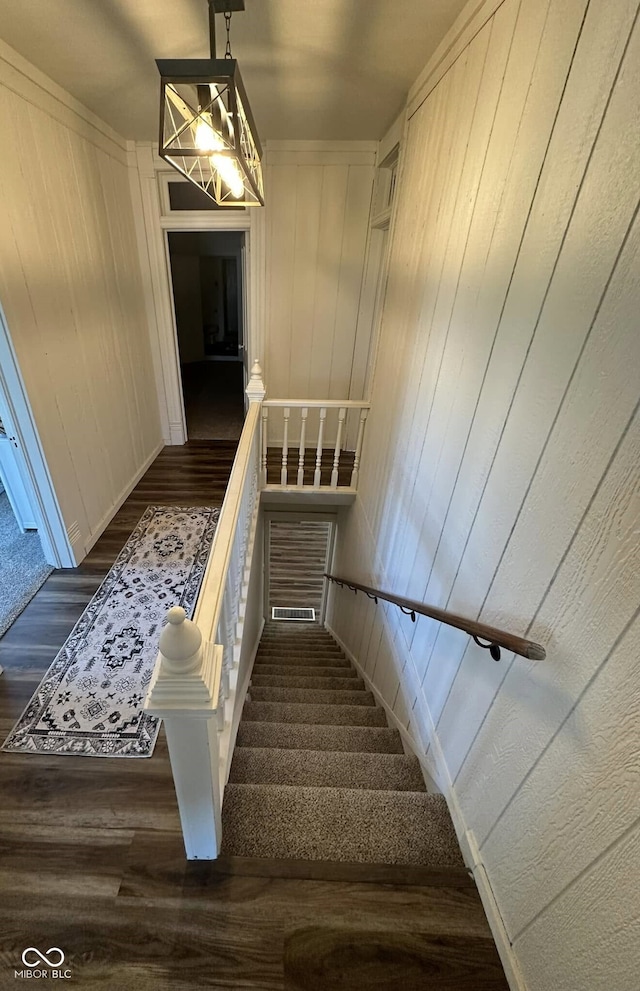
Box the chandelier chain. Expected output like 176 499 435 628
225 10 233 58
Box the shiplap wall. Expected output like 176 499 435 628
263 143 376 400
327 1 640 989
0 40 162 558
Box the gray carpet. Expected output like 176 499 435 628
0 493 52 640
224 623 464 867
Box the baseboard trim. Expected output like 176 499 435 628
407 673 526 991
83 440 164 556
169 421 186 446
327 621 527 991
466 832 527 991
326 623 440 794
66 520 85 564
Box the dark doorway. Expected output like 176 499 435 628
168 231 246 440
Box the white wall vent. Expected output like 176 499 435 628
271 607 316 621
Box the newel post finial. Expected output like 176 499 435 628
158 606 202 674
246 359 266 401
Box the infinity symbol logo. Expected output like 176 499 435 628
21 947 65 968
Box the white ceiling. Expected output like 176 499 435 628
0 0 468 141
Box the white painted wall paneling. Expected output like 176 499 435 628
0 41 162 559
327 0 640 988
263 145 375 401
514 813 640 991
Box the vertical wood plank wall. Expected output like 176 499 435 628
263 144 376 400
0 41 162 557
327 1 640 988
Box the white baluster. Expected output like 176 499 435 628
144 606 223 859
331 407 346 488
314 407 327 487
281 407 290 485
230 526 242 611
261 407 268 486
297 407 308 486
350 407 369 488
218 588 233 699
216 672 225 731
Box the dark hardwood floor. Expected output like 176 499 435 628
0 442 508 991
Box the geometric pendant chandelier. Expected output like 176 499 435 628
156 0 264 207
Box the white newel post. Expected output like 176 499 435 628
144 606 223 860
246 359 266 484
246 359 266 403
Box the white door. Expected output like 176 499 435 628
240 236 249 404
0 429 38 530
0 303 76 566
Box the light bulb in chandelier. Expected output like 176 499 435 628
211 154 244 199
194 115 219 152
194 112 244 199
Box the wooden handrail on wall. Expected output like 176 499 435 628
325 574 546 662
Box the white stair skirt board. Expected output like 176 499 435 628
271 607 316 622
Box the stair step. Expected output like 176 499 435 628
262 624 331 635
221 784 464 867
259 637 338 645
261 636 338 647
236 722 403 753
242 701 387 726
253 655 351 670
258 641 344 657
249 687 374 706
251 664 359 679
251 674 365 690
229 748 426 791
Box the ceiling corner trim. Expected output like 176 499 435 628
407 0 507 119
0 36 129 160
264 139 379 153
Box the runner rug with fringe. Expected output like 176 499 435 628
2 506 218 758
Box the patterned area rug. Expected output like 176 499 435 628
2 506 218 758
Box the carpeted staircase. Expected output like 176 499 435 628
222 623 465 868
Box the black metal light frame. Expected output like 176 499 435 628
156 1 264 207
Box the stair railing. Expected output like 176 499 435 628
325 574 546 661
144 361 266 860
261 400 370 489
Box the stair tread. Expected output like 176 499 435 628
236 722 404 753
254 656 352 669
229 747 426 791
257 648 346 657
251 674 364 690
242 700 387 726
252 664 357 677
221 784 463 867
249 686 374 706
260 642 338 647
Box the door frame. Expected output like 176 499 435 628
132 151 264 447
163 228 250 441
0 303 75 567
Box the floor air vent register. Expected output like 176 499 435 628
271 607 316 621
